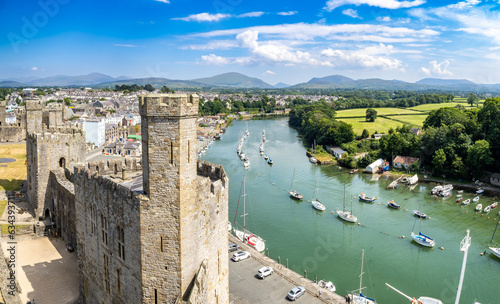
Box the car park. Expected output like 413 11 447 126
228 243 240 252
231 251 250 262
287 286 305 301
256 266 273 279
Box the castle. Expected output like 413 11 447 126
25 94 229 303
0 99 26 142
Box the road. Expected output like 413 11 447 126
229 251 324 304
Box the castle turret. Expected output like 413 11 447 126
0 100 6 127
25 97 43 135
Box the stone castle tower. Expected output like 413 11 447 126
25 98 85 219
0 100 5 127
139 94 229 303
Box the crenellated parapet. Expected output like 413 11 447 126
197 160 227 182
139 93 198 118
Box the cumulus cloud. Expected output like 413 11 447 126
238 12 265 18
321 43 403 69
31 67 38 71
181 40 238 50
172 11 265 22
421 60 453 76
376 16 391 22
154 0 169 3
342 9 362 19
278 11 298 16
201 54 230 65
262 70 275 76
324 0 425 11
172 13 230 22
448 0 481 9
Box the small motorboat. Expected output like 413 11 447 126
309 157 318 164
413 210 427 219
484 205 491 213
359 193 377 203
456 197 463 203
489 247 500 259
267 158 273 165
457 190 464 193
457 194 463 197
476 188 485 194
312 199 326 211
491 202 498 209
289 191 303 200
318 280 336 293
476 204 483 212
243 159 250 168
387 200 401 209
473 196 480 203
462 199 471 205
264 154 269 160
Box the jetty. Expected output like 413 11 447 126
387 175 406 189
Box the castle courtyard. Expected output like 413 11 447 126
1 236 79 304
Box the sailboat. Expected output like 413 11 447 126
309 139 318 163
233 174 266 252
385 283 443 304
337 183 358 223
288 169 303 200
348 250 376 304
488 219 500 259
311 178 326 211
411 202 435 247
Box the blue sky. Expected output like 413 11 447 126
1 0 500 85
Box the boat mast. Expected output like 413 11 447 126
359 249 365 294
241 174 248 234
385 283 413 302
343 182 346 212
454 229 471 304
489 219 500 246
290 169 295 192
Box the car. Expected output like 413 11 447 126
257 266 273 279
228 243 240 252
231 251 250 262
287 286 305 301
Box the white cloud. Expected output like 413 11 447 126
421 60 453 76
238 12 265 18
201 54 230 65
376 16 391 22
342 9 362 19
31 67 38 71
262 70 275 76
407 8 435 20
321 43 403 69
113 44 138 47
324 0 425 12
278 11 298 16
154 0 170 3
172 13 230 22
448 0 481 9
181 40 238 50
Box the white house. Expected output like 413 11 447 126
332 148 348 159
83 118 106 147
106 113 124 125
366 158 384 174
392 156 419 170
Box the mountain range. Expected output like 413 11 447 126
2 72 500 93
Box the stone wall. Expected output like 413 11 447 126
49 168 77 245
74 164 144 304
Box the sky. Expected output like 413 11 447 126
1 0 500 85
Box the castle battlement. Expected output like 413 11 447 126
197 160 227 182
25 98 43 110
139 93 198 118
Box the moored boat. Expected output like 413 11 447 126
473 196 480 203
387 200 401 209
243 159 250 168
491 202 498 209
311 178 326 211
476 204 483 212
413 210 427 218
456 197 463 203
288 169 303 200
337 184 358 223
318 280 336 293
462 199 470 205
484 205 491 213
264 154 269 160
490 247 500 259
267 158 273 165
359 193 377 203
411 231 436 247
309 156 317 163
476 188 485 194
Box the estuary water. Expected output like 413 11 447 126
200 118 500 304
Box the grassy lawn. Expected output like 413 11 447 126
336 107 419 117
338 116 404 135
409 101 484 112
387 114 428 127
0 143 27 191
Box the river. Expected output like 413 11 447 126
200 118 499 304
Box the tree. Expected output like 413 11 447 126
467 93 479 107
366 108 377 122
361 129 369 139
432 149 447 175
144 84 155 92
466 140 493 178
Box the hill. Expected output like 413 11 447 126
192 72 272 88
307 75 354 84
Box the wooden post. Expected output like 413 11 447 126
304 270 307 278
315 274 317 283
286 259 288 268
278 256 280 264
266 248 269 257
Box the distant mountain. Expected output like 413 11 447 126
192 72 272 88
273 82 290 88
26 73 120 86
95 77 204 89
0 81 25 87
415 78 476 86
307 75 354 84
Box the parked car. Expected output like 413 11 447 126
287 286 305 301
228 243 240 252
231 251 250 262
257 266 273 279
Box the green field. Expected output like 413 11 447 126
0 144 27 191
387 115 428 126
336 107 419 117
338 116 405 135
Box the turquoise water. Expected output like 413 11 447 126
201 119 500 304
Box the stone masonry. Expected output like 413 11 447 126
25 94 229 303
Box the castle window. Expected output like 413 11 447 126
116 269 121 292
103 254 110 294
117 226 125 261
59 157 65 168
101 214 108 246
90 206 96 235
